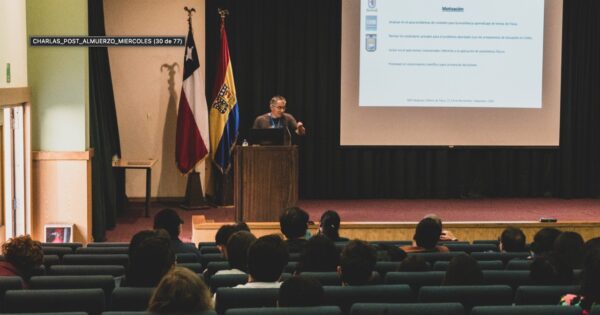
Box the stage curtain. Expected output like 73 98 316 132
89 0 125 241
205 0 600 199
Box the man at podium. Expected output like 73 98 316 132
252 95 306 135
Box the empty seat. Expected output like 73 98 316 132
42 246 74 257
514 285 580 305
506 259 533 270
201 253 226 267
4 288 105 315
384 271 444 293
226 306 342 315
0 276 23 302
200 246 221 254
374 261 401 277
87 242 129 247
48 265 125 277
350 302 465 315
322 285 414 314
41 243 83 250
408 252 466 264
444 244 499 253
62 254 129 266
215 287 279 315
205 261 232 280
179 262 204 273
76 247 129 255
110 287 155 311
43 254 61 267
209 273 248 293
418 285 513 311
482 270 532 290
369 241 412 247
434 260 503 271
199 241 217 248
473 240 499 246
471 252 530 264
285 261 298 273
30 275 116 301
471 305 582 315
300 272 342 286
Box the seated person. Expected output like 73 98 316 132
554 231 584 269
154 208 200 257
148 266 213 312
530 253 573 285
338 240 377 286
215 231 256 275
398 255 430 272
443 254 483 285
124 229 175 287
280 207 310 253
278 276 324 307
401 218 449 253
235 234 289 288
215 224 237 255
295 234 340 273
530 227 561 258
0 235 43 288
318 210 349 242
499 226 527 252
424 213 458 241
560 248 600 314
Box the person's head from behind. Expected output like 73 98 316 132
398 255 430 272
215 224 236 253
148 266 212 312
280 207 309 240
129 229 169 257
279 276 324 307
414 218 442 249
247 234 289 282
500 227 526 252
269 95 287 119
531 227 561 256
226 231 256 272
127 232 175 287
234 222 251 232
554 231 584 269
320 210 342 240
424 213 443 229
581 249 600 307
443 254 483 285
153 208 183 241
529 253 573 285
339 240 376 285
297 234 340 273
2 235 43 279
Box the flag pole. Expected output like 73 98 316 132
180 6 210 210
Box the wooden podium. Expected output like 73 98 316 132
234 145 298 222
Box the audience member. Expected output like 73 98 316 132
425 213 458 241
499 227 527 252
296 234 340 273
154 208 200 256
125 230 175 287
236 234 289 288
401 218 449 253
148 266 213 312
280 207 310 253
560 249 600 313
215 231 256 275
279 276 324 307
554 231 585 269
530 227 562 258
398 255 430 272
319 210 348 242
234 222 251 232
0 235 43 288
443 254 483 285
530 253 573 285
375 243 407 262
215 224 237 254
338 240 377 285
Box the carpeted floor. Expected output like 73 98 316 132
105 198 600 242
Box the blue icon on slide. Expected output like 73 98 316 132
366 34 377 52
366 16 377 31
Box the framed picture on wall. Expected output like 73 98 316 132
44 224 73 243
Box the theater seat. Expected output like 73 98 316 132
0 276 23 302
42 246 74 257
42 255 61 268
384 271 444 294
349 302 465 315
322 284 414 314
514 285 580 305
434 260 503 271
4 288 105 315
471 252 530 264
201 253 226 267
87 242 129 247
110 287 155 311
300 272 342 285
176 252 200 263
482 270 532 290
505 259 533 270
76 247 130 255
408 252 466 264
103 312 216 315
30 275 115 302
205 261 232 280
374 261 402 277
215 287 279 315
417 285 513 311
225 306 342 315
471 305 582 315
444 244 499 253
209 273 248 293
41 243 83 251
178 262 204 273
48 265 125 277
62 254 129 266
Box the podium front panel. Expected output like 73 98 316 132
234 145 299 222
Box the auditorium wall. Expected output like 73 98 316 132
104 0 207 199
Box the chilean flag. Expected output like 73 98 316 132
176 23 209 174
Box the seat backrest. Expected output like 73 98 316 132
0 276 22 303
384 271 444 293
62 254 129 266
225 306 342 315
408 252 466 264
103 312 217 315
418 285 513 311
473 240 500 246
176 252 200 264
300 272 342 286
284 261 298 273
3 288 105 315
374 261 401 277
48 265 125 277
178 262 204 273
41 243 83 250
30 275 116 302
76 247 130 255
506 259 533 270
471 305 582 315
482 270 532 289
43 254 61 267
206 261 232 280
215 287 279 315
110 287 155 311
471 253 530 264
209 273 249 293
42 246 74 257
200 246 221 254
322 284 414 314
434 260 503 271
514 285 580 305
444 244 499 253
201 253 226 267
87 242 129 247
349 302 464 315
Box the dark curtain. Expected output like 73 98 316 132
205 0 600 199
89 0 125 241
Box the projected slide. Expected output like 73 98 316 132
359 0 545 108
